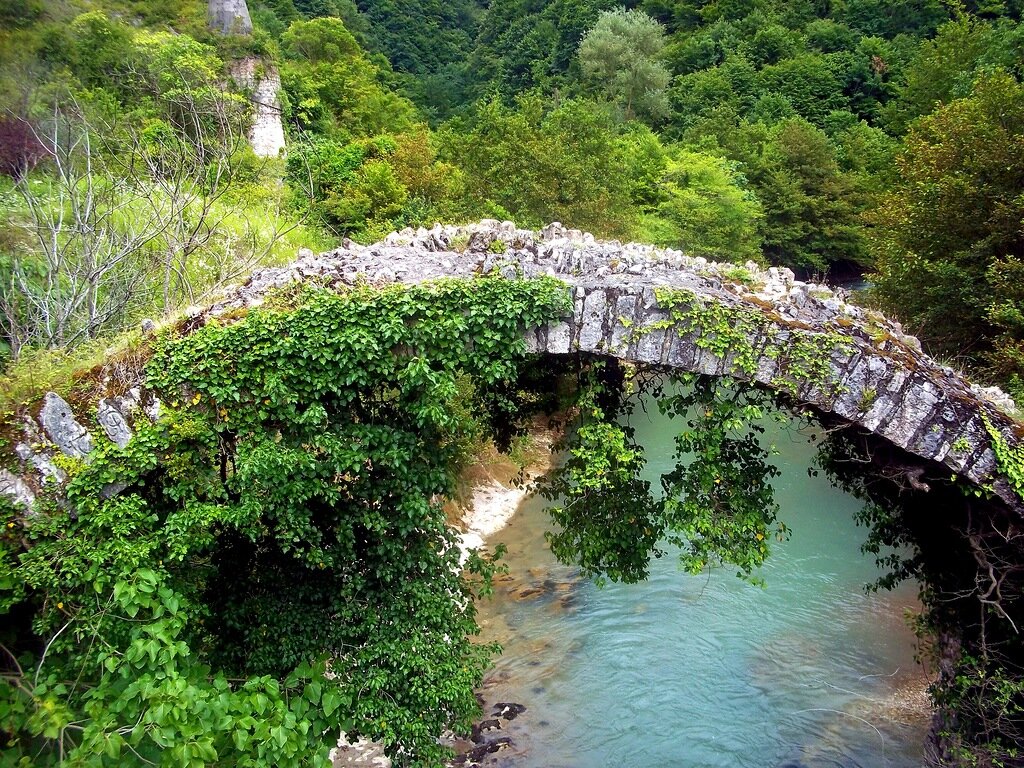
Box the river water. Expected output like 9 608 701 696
472 397 931 768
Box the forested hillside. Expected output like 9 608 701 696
3 0 1024 765
3 0 1024 394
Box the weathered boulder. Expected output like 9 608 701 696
39 392 92 459
208 0 252 35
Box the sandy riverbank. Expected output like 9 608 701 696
456 423 561 559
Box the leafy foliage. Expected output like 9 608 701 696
542 364 786 586
7 0 1024 760
286 135 407 236
467 0 617 99
752 117 868 271
644 148 763 262
353 0 479 75
279 16 418 137
871 71 1024 381
0 10 331 361
933 653 1024 767
658 375 785 583
543 372 664 584
436 97 641 236
578 9 671 123
0 277 571 766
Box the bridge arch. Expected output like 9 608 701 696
3 220 1022 515
526 278 1020 510
226 219 1022 513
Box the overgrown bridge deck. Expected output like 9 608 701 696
4 221 1023 513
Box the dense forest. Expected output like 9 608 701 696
2 0 1024 393
3 0 1024 765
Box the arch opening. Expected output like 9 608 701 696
526 352 1024 766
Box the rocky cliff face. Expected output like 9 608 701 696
208 0 252 36
230 57 286 158
3 221 1022 516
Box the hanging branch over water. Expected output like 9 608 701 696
540 361 788 586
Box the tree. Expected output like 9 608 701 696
803 19 858 53
669 66 744 132
838 36 898 122
287 135 409 238
350 0 478 75
0 0 42 28
744 22 799 66
468 0 617 100
56 12 136 89
0 279 571 767
645 148 764 263
437 97 638 236
279 17 418 138
835 0 947 38
871 72 1024 387
667 53 756 133
543 367 786 586
578 8 672 122
881 15 996 132
1 102 163 356
750 117 867 272
755 53 849 126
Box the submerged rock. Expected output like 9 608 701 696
493 703 527 721
470 719 502 744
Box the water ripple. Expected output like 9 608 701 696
474 411 929 768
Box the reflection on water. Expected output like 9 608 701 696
473 399 930 768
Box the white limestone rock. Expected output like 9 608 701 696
97 399 133 449
39 393 93 459
0 469 34 509
16 442 65 485
208 0 252 35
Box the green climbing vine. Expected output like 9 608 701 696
650 288 852 397
0 276 570 768
983 413 1024 502
652 288 763 377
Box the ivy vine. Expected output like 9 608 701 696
983 413 1024 502
0 276 570 767
650 287 852 397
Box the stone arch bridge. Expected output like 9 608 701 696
4 221 1023 513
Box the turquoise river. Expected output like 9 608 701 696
472 394 931 768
